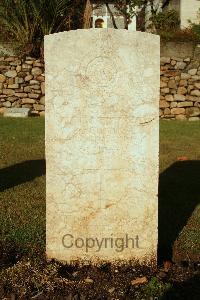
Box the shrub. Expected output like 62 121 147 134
150 9 180 32
189 8 200 40
0 0 85 56
160 28 199 43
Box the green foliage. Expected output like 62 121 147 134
0 0 85 55
150 9 180 31
142 277 172 298
189 8 200 40
0 0 38 51
191 23 200 39
160 28 199 43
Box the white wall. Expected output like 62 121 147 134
92 3 136 30
180 0 200 28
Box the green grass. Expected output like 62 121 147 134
159 121 200 262
0 117 45 259
159 120 200 172
0 118 199 262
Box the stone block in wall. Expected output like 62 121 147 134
24 86 32 93
8 84 19 89
7 96 18 102
179 80 188 87
175 115 187 121
161 88 169 94
33 104 45 111
170 89 176 94
40 96 45 105
177 102 193 108
177 87 187 95
0 74 6 83
170 102 177 108
187 85 194 93
189 117 200 121
15 77 24 84
3 101 11 107
194 82 200 89
165 95 174 101
171 57 184 62
164 114 175 119
187 63 200 72
160 57 171 64
28 93 40 99
21 98 36 104
3 89 15 95
168 80 177 89
164 108 171 115
5 70 17 78
14 93 28 98
160 81 167 88
186 107 200 117
30 80 39 85
194 102 200 107
175 62 186 70
171 60 176 66
18 72 27 78
165 70 180 77
25 75 33 81
185 95 195 102
191 90 200 97
181 73 191 80
188 69 197 76
37 75 45 82
160 100 169 108
30 85 40 90
174 94 186 101
32 67 43 76
171 108 185 115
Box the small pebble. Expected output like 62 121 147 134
108 287 115 293
84 278 93 283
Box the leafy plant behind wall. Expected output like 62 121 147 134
149 9 180 32
189 8 200 40
0 0 39 54
0 0 85 57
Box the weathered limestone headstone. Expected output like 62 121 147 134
45 29 160 265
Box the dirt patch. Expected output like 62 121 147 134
0 255 199 299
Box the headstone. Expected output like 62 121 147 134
45 29 160 265
4 107 30 117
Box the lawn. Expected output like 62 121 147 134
0 117 45 262
0 118 199 298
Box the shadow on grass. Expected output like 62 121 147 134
158 160 200 262
0 159 45 192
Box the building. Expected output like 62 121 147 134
165 0 200 28
89 1 200 31
91 1 136 30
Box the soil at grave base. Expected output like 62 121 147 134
0 253 200 300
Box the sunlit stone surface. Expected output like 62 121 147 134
45 29 160 264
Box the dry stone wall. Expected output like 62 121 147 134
0 56 45 116
160 56 200 121
0 55 200 120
